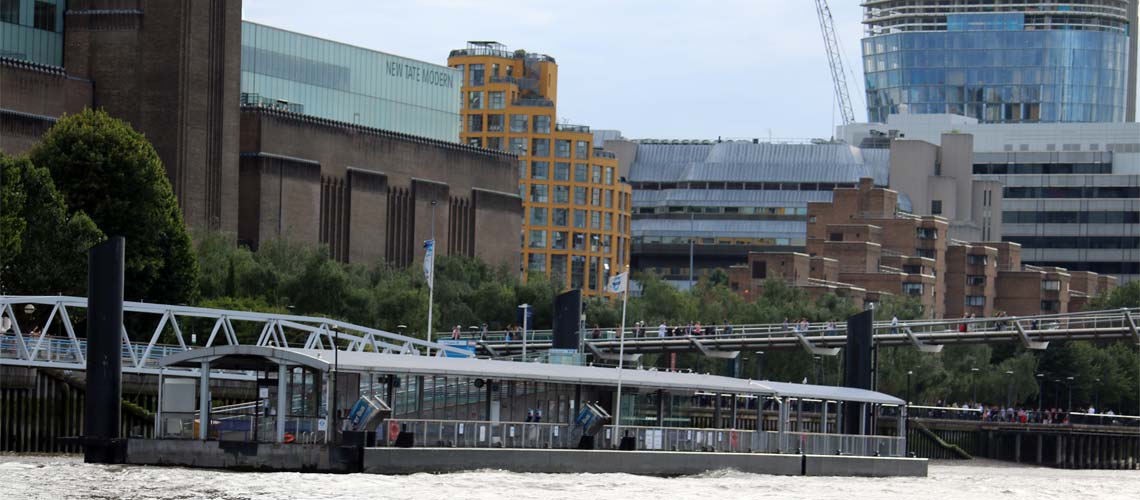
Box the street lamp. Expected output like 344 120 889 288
753 351 765 380
813 356 822 385
1065 376 1075 413
1094 377 1100 411
1035 373 1045 412
1004 370 1014 408
906 370 914 406
970 367 980 404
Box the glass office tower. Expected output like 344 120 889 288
862 1 1136 124
0 0 65 67
240 22 461 142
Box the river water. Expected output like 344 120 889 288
0 455 1137 499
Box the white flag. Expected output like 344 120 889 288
606 272 628 294
423 239 435 289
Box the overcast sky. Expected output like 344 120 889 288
241 1 882 141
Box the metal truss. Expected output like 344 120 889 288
0 295 473 376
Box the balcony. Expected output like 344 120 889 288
512 97 554 108
555 123 590 133
593 149 617 159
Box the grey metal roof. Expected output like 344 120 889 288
288 349 902 404
161 345 331 372
629 143 889 184
632 219 806 239
633 189 834 207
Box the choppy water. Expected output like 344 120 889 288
0 455 1137 500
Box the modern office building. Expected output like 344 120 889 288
241 22 461 142
448 42 631 296
842 114 1140 284
616 139 889 288
862 0 1138 123
1 1 522 272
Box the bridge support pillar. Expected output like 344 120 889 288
655 389 664 427
1055 435 1063 467
1036 434 1042 464
731 394 739 429
713 393 722 429
1014 433 1021 463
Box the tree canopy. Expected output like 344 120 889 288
27 109 198 304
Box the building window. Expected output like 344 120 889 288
965 295 986 306
590 234 600 252
486 137 503 151
573 209 586 228
555 140 571 158
571 255 585 289
530 207 547 226
588 256 599 290
829 233 843 242
1042 280 1061 291
529 230 546 249
518 161 527 179
488 91 505 109
1 0 19 24
466 114 483 132
604 213 613 231
573 232 585 250
554 185 569 203
916 248 936 259
531 161 549 180
552 231 568 250
550 254 567 280
510 114 529 133
554 162 570 181
33 0 55 31
468 91 483 110
931 200 942 215
573 187 586 205
575 141 589 160
967 254 988 265
605 167 614 185
552 208 568 226
604 189 613 208
966 275 986 286
534 115 551 134
574 164 588 182
530 185 548 203
467 137 482 148
591 188 601 206
469 64 484 86
902 283 924 296
527 252 545 271
486 114 504 132
751 261 767 279
509 138 526 156
1041 300 1058 311
916 227 938 240
592 166 602 183
591 211 601 229
531 138 550 157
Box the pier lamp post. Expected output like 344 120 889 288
1065 376 1075 413
906 370 913 406
753 351 765 380
1093 377 1100 411
1004 370 1014 408
813 356 822 385
970 367 979 404
1036 373 1045 412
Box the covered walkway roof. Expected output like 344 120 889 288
159 346 902 405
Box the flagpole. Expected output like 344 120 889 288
426 201 437 348
613 271 629 448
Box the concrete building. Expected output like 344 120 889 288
617 140 889 288
448 42 631 296
842 114 1140 284
1 1 523 271
862 0 1137 123
726 252 867 308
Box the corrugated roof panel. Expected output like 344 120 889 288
629 142 890 185
632 219 807 239
632 189 834 207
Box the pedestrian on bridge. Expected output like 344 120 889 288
658 322 667 338
452 325 460 340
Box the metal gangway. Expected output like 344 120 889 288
0 295 474 377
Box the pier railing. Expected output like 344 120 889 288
381 418 904 456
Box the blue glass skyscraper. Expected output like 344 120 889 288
862 1 1137 124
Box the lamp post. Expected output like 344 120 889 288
1004 370 1014 408
1066 376 1075 413
906 370 913 406
813 356 822 385
1094 377 1100 411
426 200 437 344
1035 373 1045 412
753 351 765 380
971 367 979 404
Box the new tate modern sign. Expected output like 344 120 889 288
385 61 455 89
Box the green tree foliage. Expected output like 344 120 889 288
0 154 27 271
27 109 197 304
0 154 104 296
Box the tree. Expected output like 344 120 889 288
0 154 27 275
27 109 198 304
0 154 104 296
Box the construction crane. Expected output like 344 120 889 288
814 0 856 125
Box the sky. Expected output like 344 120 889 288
241 1 876 141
